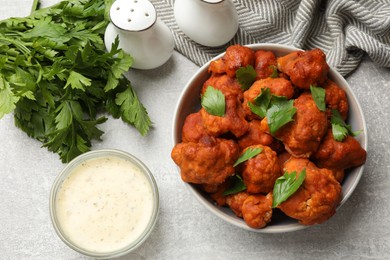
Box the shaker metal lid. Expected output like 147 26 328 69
110 0 157 32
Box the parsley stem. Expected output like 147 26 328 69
2 64 14 71
4 32 19 37
31 0 41 15
0 36 30 56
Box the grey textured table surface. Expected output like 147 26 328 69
0 1 389 259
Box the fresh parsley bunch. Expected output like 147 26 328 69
0 0 151 162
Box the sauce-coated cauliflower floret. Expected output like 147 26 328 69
201 74 243 99
200 94 249 138
241 145 282 194
242 77 295 120
312 129 366 170
254 50 277 79
278 158 342 225
226 191 249 218
275 92 328 157
181 112 208 143
238 120 274 151
171 136 239 185
277 49 329 90
242 193 273 229
201 180 231 207
209 44 255 77
330 169 345 183
324 79 349 121
226 191 273 229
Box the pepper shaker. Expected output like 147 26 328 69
104 0 175 70
174 0 238 47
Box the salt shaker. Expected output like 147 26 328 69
104 0 175 70
174 0 238 47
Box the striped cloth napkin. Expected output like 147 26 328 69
153 0 390 76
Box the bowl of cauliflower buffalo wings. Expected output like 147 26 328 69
171 44 367 233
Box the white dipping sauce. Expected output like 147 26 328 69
55 156 154 253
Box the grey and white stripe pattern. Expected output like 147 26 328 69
153 0 390 76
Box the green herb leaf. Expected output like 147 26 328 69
64 71 92 90
31 0 41 14
22 17 69 44
0 0 151 162
201 86 225 117
234 147 263 167
54 101 73 130
0 75 20 118
310 85 326 111
236 65 257 90
104 39 133 92
110 48 134 79
267 96 297 134
272 169 306 208
332 123 349 141
248 87 271 118
113 80 151 136
223 175 247 196
331 109 345 126
331 109 361 141
269 65 279 78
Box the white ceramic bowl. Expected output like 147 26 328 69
172 43 367 233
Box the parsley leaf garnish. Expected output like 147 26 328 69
248 87 271 118
224 147 262 195
236 65 257 90
223 175 247 196
248 89 296 134
310 85 326 112
201 86 226 117
267 96 297 134
331 109 361 141
0 0 151 162
272 169 306 208
234 147 263 167
269 65 279 78
332 124 349 142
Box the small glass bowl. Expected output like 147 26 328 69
49 149 159 259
